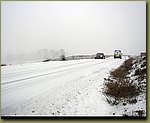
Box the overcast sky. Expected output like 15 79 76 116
1 1 146 57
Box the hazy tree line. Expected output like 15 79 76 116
2 49 65 64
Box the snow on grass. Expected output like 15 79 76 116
113 93 146 116
102 56 146 117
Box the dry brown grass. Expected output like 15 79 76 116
103 78 141 105
110 58 134 79
110 66 126 79
135 68 146 76
103 57 142 105
124 57 134 71
134 110 145 116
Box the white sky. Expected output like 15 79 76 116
1 1 146 56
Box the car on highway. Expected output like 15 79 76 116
114 50 122 59
95 53 105 59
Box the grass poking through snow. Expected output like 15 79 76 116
103 57 144 106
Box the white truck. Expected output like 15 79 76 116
114 50 122 59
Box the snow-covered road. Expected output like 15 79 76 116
1 57 125 116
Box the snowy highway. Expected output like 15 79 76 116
1 57 125 116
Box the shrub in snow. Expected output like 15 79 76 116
102 57 145 105
43 59 51 62
103 78 141 105
60 55 66 61
110 58 134 80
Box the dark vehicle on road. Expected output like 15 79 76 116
95 53 105 59
114 50 122 59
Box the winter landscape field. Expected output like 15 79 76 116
1 56 146 117
1 1 146 118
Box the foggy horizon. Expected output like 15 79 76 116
1 1 146 63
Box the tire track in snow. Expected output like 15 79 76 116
2 60 95 77
2 59 122 92
2 59 111 86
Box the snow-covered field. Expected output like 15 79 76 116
1 57 125 116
